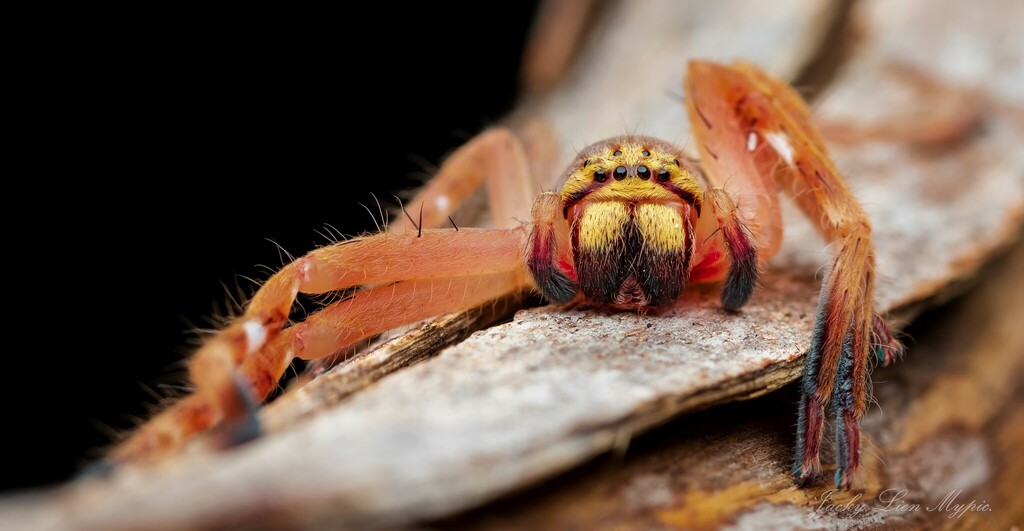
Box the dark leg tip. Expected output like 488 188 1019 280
720 258 758 311
537 268 578 305
216 374 263 449
222 413 262 448
792 459 822 486
834 468 852 490
872 313 905 366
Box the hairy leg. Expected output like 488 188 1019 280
526 191 577 303
690 188 759 311
685 60 903 487
684 67 784 259
397 126 548 231
112 228 529 463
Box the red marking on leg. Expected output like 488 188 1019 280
841 410 861 487
816 290 849 394
801 395 824 476
528 221 577 303
872 313 901 366
528 225 553 265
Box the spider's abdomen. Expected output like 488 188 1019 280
573 201 693 308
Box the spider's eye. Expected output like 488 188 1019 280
613 149 622 156
637 165 650 179
642 149 650 156
657 169 670 182
594 169 607 182
614 166 627 180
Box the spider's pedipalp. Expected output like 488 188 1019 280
527 192 577 304
696 188 759 311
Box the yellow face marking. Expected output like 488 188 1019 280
634 203 687 254
560 138 704 211
577 201 630 252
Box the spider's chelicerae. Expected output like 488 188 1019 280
114 61 902 489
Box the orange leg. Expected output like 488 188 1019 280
114 119 548 465
519 0 600 95
396 125 550 231
112 228 530 464
686 61 903 488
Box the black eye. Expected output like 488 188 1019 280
657 169 670 182
637 165 650 179
613 149 622 156
594 169 607 182
642 149 650 156
673 159 680 166
614 166 627 180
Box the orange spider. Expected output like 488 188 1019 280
111 60 902 489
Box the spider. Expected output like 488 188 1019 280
111 60 902 489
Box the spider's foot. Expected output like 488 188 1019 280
215 374 263 449
792 388 824 485
793 287 870 489
872 313 904 366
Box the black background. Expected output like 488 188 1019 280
4 4 539 491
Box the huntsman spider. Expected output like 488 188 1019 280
113 60 903 489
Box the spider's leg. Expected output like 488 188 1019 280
685 61 904 488
690 188 758 311
520 0 601 94
214 373 263 449
397 123 554 231
111 228 529 464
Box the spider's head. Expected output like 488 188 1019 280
556 136 705 308
559 136 703 217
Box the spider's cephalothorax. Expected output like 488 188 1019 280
114 61 902 491
527 136 758 312
548 138 704 308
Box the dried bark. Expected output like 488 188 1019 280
1 0 1021 529
443 238 1024 531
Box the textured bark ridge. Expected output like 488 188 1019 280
445 243 1024 530
2 0 1021 529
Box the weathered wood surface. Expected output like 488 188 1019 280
443 241 1024 530
2 0 1022 529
